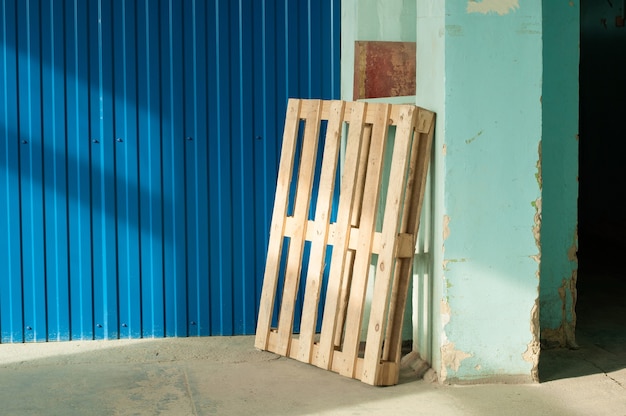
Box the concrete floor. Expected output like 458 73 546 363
1 246 624 416
0 329 624 416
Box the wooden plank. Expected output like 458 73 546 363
332 104 405 127
334 122 373 348
383 109 436 369
361 104 417 385
316 101 368 370
296 100 346 363
283 332 397 385
284 219 414 259
254 99 303 350
274 100 323 356
395 233 416 258
338 103 391 379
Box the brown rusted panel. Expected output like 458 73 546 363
353 41 416 100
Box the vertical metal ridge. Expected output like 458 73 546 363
253 0 269 328
42 0 71 342
161 0 186 338
1 0 24 343
210 0 234 335
19 0 47 342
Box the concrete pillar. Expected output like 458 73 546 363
343 0 579 383
418 0 544 383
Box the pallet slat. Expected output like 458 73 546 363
254 99 303 351
255 99 435 386
383 109 436 374
362 104 416 385
297 100 346 363
317 101 368 370
338 103 391 379
274 100 323 356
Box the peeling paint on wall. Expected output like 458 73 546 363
441 342 472 380
439 299 472 381
522 298 540 381
532 198 542 266
568 231 579 339
440 299 451 331
536 141 543 190
533 142 543 266
542 276 579 349
568 230 578 263
560 273 579 348
569 268 578 343
442 215 451 272
542 322 577 349
467 0 520 15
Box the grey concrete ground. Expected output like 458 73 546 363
0 333 624 416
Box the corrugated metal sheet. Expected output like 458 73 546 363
0 0 339 342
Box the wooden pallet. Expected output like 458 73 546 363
255 99 434 386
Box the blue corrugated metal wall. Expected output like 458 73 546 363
0 0 339 342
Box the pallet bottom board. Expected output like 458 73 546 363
265 330 400 385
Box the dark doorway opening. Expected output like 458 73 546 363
577 0 626 357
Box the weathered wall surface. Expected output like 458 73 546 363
539 1 579 348
417 0 546 382
439 0 543 382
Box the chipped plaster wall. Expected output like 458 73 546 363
467 0 520 16
539 1 579 348
435 0 543 382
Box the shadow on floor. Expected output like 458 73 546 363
539 239 626 382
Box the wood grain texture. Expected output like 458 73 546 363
255 99 434 386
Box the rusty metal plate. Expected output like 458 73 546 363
353 41 416 100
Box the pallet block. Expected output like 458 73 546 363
255 99 435 386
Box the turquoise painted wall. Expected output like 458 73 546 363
416 0 446 373
540 2 580 347
439 0 543 382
